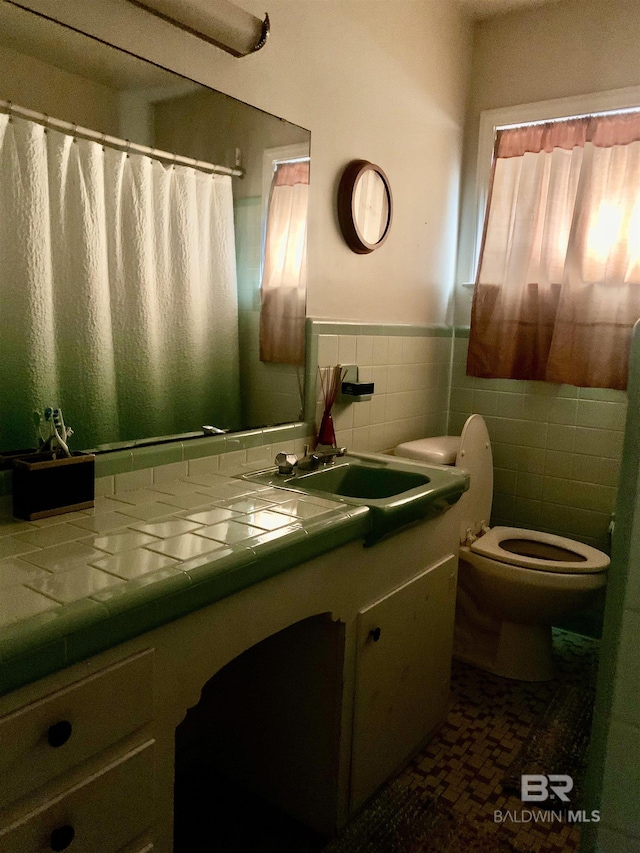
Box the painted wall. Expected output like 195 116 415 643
19 0 473 329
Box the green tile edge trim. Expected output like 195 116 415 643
453 326 471 338
308 319 454 338
0 508 369 697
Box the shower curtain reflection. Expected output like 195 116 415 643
0 113 240 451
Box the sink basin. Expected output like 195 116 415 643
294 463 430 499
243 451 468 544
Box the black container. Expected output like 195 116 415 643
0 448 38 471
12 452 95 520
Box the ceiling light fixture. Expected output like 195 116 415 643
127 0 269 57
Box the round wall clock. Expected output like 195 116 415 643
337 160 393 254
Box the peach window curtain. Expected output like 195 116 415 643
259 160 309 366
467 111 640 390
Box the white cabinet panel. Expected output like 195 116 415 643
351 554 457 810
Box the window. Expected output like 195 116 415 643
259 144 309 366
467 90 640 390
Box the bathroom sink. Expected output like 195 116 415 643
243 452 469 544
294 462 430 499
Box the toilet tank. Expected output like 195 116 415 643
395 415 494 545
395 436 460 466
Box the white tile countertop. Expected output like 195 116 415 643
0 466 371 694
0 471 349 627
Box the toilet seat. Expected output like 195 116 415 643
470 526 610 574
395 415 610 578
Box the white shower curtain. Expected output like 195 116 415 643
0 113 240 451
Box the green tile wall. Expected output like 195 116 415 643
449 331 626 550
585 324 640 852
307 320 453 453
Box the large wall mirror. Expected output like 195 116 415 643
0 0 310 454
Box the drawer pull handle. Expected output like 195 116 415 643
47 720 73 748
50 824 75 851
369 627 381 642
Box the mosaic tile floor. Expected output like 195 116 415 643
175 630 598 853
398 629 598 853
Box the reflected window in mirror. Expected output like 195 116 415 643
259 144 309 369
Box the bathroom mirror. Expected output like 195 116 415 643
0 0 310 454
337 160 392 254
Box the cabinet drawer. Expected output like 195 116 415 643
0 739 154 853
0 649 153 809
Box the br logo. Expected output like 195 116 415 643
521 774 574 802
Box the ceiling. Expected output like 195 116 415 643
456 0 561 19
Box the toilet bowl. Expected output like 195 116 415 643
395 414 609 681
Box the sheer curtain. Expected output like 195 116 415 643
259 160 308 365
0 113 240 450
467 112 640 389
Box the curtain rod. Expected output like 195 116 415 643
0 99 245 178
498 106 640 132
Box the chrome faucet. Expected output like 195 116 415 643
274 444 347 476
275 452 298 475
314 444 347 463
297 445 322 471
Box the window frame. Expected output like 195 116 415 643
467 84 640 288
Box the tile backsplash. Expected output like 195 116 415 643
450 330 626 549
307 320 453 454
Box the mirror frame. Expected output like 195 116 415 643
337 159 393 254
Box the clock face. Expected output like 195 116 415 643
338 161 393 254
353 169 390 245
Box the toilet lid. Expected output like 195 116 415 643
457 414 494 543
470 526 610 573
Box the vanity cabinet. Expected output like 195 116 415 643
0 650 155 853
0 500 461 852
350 554 458 809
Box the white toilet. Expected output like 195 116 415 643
395 414 609 681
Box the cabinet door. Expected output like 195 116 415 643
350 554 457 810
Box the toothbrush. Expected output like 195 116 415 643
52 409 71 457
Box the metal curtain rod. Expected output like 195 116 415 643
499 106 640 132
0 99 245 178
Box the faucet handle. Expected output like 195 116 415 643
275 452 298 475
